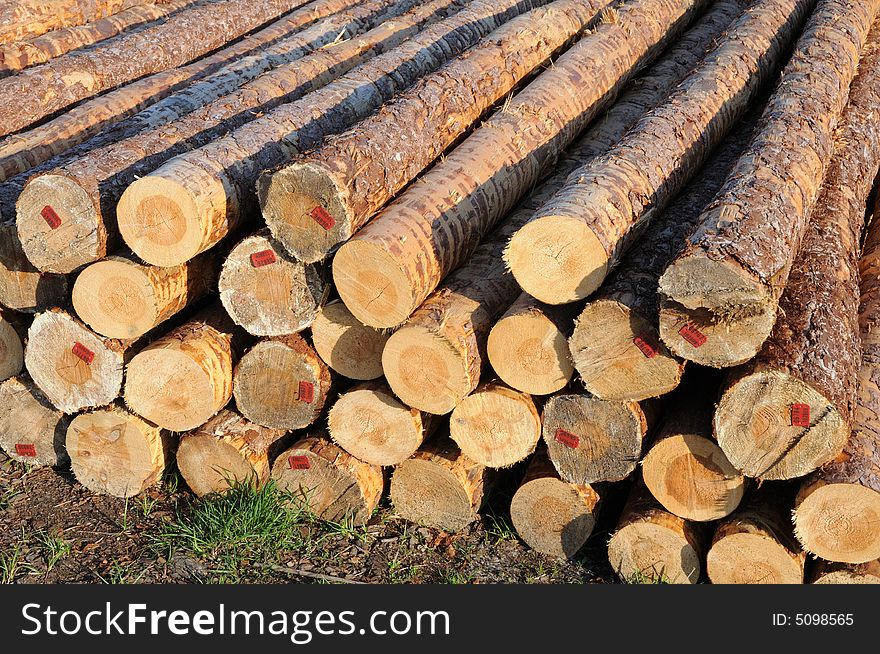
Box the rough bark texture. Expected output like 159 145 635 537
0 308 26 381
507 0 813 305
177 408 287 496
116 0 548 267
271 434 384 526
334 0 709 328
713 23 880 481
15 0 422 273
706 485 805 584
607 479 704 584
390 436 491 532
572 112 758 401
0 375 70 467
0 221 67 312
260 0 608 263
0 0 197 74
509 446 600 558
67 403 170 498
311 299 389 380
659 0 880 366
219 229 328 336
232 333 332 430
0 0 316 137
0 0 146 44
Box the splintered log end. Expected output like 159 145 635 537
311 300 389 380
260 161 351 264
0 314 24 381
219 232 327 336
794 480 880 564
73 258 161 339
510 452 599 558
0 222 68 312
26 309 124 413
449 382 540 468
382 324 470 415
271 435 384 526
332 239 414 328
390 439 489 533
233 335 331 430
67 405 168 498
328 382 429 467
810 559 880 584
571 299 684 401
16 173 101 274
642 434 744 522
0 376 69 467
715 370 848 480
505 216 608 305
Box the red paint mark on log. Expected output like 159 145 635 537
309 205 335 229
790 404 810 427
679 324 707 348
554 428 580 449
72 342 95 364
14 444 36 457
298 381 314 404
250 249 277 267
41 205 61 229
633 334 658 358
288 455 310 470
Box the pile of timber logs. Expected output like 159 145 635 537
1 0 880 585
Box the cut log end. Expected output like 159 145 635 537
382 325 469 415
0 376 69 467
487 306 573 395
794 481 880 564
0 223 69 312
177 433 265 497
311 300 388 380
0 315 24 381
67 406 167 498
16 174 100 274
571 300 683 401
260 162 350 264
72 258 160 339
391 458 479 533
333 239 414 328
707 532 803 584
506 216 608 305
642 434 744 522
659 253 769 312
811 560 880 584
715 370 849 480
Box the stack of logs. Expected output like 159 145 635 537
1 0 879 584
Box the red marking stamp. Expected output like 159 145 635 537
554 428 580 449
14 444 36 458
250 249 277 268
298 381 314 404
41 205 61 229
309 205 335 230
71 342 95 364
633 333 658 359
679 324 707 348
288 455 311 470
790 403 811 427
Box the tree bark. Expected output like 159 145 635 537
116 0 549 267
507 0 813 305
0 0 146 44
310 299 389 381
0 221 67 312
0 375 70 467
659 0 880 366
335 0 709 328
259 0 608 263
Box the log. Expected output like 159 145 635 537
259 0 608 263
233 333 331 430
0 221 67 312
335 0 709 328
0 0 316 137
607 480 704 584
706 487 805 584
506 0 813 306
641 373 744 522
218 229 328 336
509 447 600 558
271 434 384 525
0 375 70 467
123 307 243 431
390 436 491 532
487 294 578 396
0 0 197 75
15 0 423 273
712 22 880 480
449 381 541 468
25 308 133 413
0 1 146 44
0 308 25 381
176 409 287 496
67 403 170 498
116 0 547 267
658 0 880 366
311 299 389 380
810 560 880 584
571 113 758 401
542 391 656 484
327 381 436 466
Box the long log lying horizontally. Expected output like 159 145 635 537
659 0 880 366
0 0 146 44
0 375 70 467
